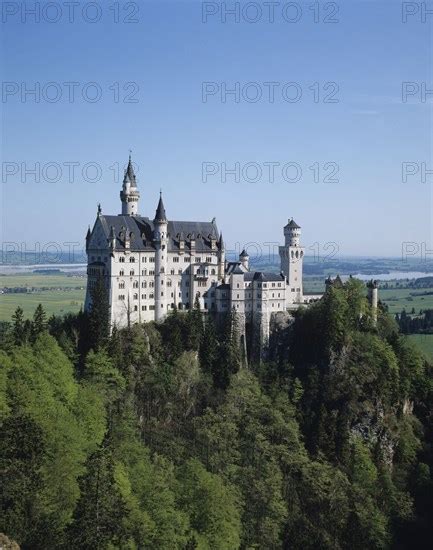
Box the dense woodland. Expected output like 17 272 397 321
1 278 433 549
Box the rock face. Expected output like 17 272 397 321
0 533 20 550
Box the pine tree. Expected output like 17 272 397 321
187 294 204 350
67 443 127 549
88 275 110 351
11 307 27 345
199 315 218 374
31 304 47 341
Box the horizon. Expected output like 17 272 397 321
1 1 432 256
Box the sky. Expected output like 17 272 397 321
1 0 432 260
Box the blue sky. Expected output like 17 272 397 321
1 0 432 259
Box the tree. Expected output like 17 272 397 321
88 275 110 351
31 304 47 341
11 307 27 346
67 443 128 549
177 459 241 549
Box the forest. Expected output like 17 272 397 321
1 277 432 549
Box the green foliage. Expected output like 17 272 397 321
1 287 433 549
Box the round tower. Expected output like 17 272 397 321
284 218 301 246
153 192 168 321
120 154 140 216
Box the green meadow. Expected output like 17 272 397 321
0 274 86 321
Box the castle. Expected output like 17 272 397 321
85 156 331 343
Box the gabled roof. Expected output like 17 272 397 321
88 215 221 253
244 271 285 282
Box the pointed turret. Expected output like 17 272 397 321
218 232 225 250
154 192 167 222
239 249 249 271
120 152 140 216
123 154 137 187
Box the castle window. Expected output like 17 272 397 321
184 257 190 263
237 294 239 299
149 270 155 276
133 293 138 300
129 257 135 262
119 256 125 263
130 270 135 276
134 305 138 311
120 270 124 276
150 257 155 263
149 281 154 288
142 305 147 311
206 257 212 263
291 288 295 292
149 305 155 311
237 283 239 288
278 283 281 287
178 269 182 275
195 257 200 263
150 293 154 299
142 281 147 288
119 282 125 289
142 269 147 276
142 257 146 262
133 281 138 288
161 267 165 274
118 295 125 300
173 257 179 263
161 292 164 297
211 269 216 275
142 294 146 299
171 269 175 275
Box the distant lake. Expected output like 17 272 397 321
0 264 87 275
348 272 433 281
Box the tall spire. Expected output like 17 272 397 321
154 192 167 223
123 153 137 187
120 151 140 216
218 232 225 250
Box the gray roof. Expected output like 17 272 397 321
154 194 167 222
285 218 300 229
123 156 137 187
244 271 285 282
91 215 221 253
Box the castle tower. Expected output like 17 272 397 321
218 232 225 281
120 154 140 216
279 218 304 303
239 249 249 271
153 192 168 321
